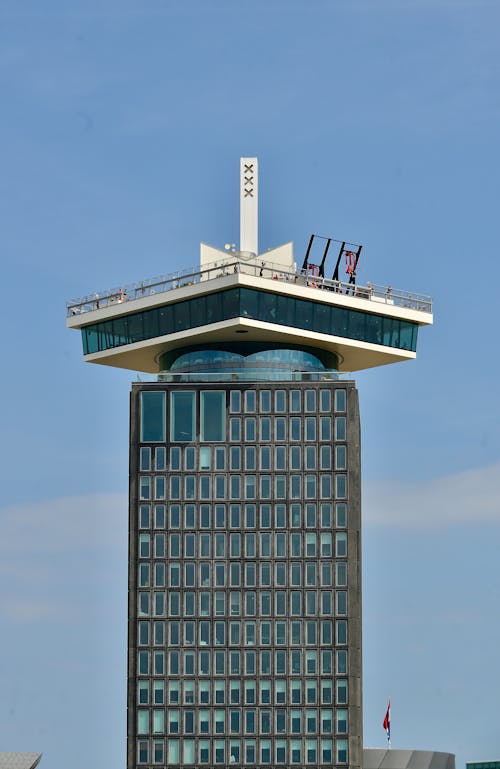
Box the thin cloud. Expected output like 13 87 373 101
0 492 127 555
0 493 127 623
364 460 500 527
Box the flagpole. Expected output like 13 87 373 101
388 694 391 750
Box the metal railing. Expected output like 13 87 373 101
67 258 433 317
141 370 352 383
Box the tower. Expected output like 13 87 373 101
67 159 432 769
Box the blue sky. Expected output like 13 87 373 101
1 0 499 766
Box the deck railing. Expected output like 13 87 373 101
67 258 433 317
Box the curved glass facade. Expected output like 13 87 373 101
158 344 340 382
81 287 418 356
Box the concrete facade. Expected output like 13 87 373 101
127 381 362 768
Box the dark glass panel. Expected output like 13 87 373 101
258 291 278 323
276 293 296 327
140 391 166 442
143 308 159 340
157 304 174 335
313 302 331 334
347 309 366 341
365 312 382 345
112 316 130 347
331 306 349 337
295 298 313 330
82 326 98 354
222 288 240 320
240 287 259 319
206 292 222 324
201 391 226 442
170 391 195 442
399 321 415 351
128 312 144 344
173 300 190 332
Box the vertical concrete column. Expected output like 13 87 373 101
240 157 258 255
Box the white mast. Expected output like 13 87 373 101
240 157 258 255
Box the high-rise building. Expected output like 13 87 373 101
67 158 432 769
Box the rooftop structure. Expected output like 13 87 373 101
66 158 432 377
0 754 42 769
364 750 455 769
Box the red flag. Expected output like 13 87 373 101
383 699 391 742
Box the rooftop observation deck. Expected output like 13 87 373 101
66 257 433 374
66 258 433 318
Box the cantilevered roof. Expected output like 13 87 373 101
67 263 432 374
0 754 42 769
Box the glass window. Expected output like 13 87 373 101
170 391 195 442
290 389 301 412
141 391 165 442
289 532 300 557
139 504 150 529
244 390 256 412
230 505 241 528
289 445 301 470
215 447 226 469
336 503 347 527
335 389 346 412
230 390 241 413
319 503 331 527
275 417 286 440
336 708 348 734
322 562 333 586
154 505 165 528
168 450 180 475
335 445 347 469
230 418 241 441
199 446 211 470
139 476 150 500
260 739 271 764
335 474 347 498
336 562 347 586
306 533 317 557
260 389 271 412
290 504 301 527
291 562 301 586
290 678 301 704
275 390 286 412
139 447 151 471
305 474 316 498
200 391 226 441
138 740 148 765
335 416 346 441
336 532 347 557
244 418 256 441
320 417 332 441
155 446 167 470
227 537 240 563
230 446 241 470
290 417 301 441
245 446 256 470
214 739 225 764
260 432 271 463
305 417 316 441
320 389 331 412
276 446 287 470
337 738 348 763
305 503 316 527
305 389 316 412
305 445 316 470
